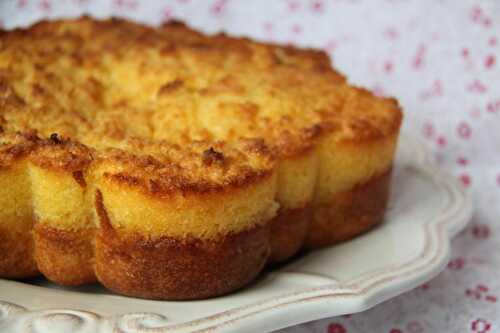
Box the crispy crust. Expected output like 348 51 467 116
0 17 401 162
94 139 275 197
0 132 93 171
306 168 392 248
33 224 96 285
29 135 94 172
0 17 401 195
0 223 38 278
0 132 40 168
268 207 310 263
95 225 270 300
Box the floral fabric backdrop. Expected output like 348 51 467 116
0 0 499 332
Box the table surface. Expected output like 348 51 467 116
1 0 499 332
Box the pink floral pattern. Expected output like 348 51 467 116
327 323 347 333
0 0 498 332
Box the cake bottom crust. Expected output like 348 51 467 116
0 223 38 278
95 224 271 300
305 168 392 248
4 221 270 300
269 207 309 263
0 169 392 299
33 224 96 285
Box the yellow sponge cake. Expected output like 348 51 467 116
0 18 402 299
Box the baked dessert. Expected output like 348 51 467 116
0 18 402 299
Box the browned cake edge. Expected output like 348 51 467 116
305 167 392 248
268 206 310 263
94 189 271 300
33 224 97 285
0 222 38 278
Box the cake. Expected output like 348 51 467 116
0 18 402 299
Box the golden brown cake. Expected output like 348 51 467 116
0 17 402 299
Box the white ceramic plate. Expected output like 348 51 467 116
0 134 472 333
